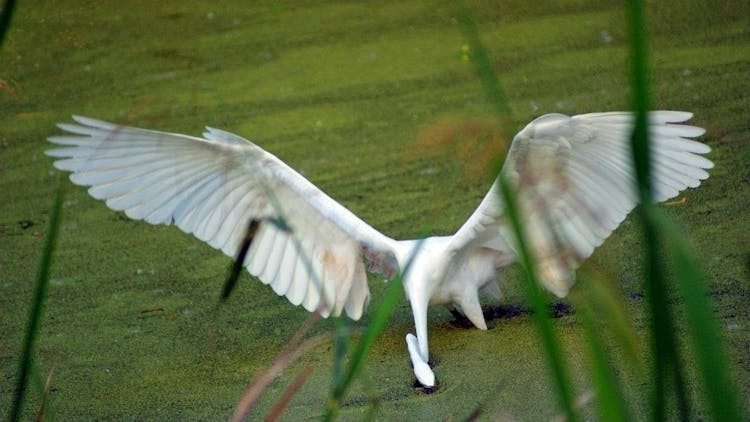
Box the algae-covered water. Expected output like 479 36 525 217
2 1 748 420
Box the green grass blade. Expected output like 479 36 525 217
325 273 405 420
221 219 261 301
9 184 65 422
625 0 653 202
573 271 643 375
625 1 690 419
325 240 423 421
575 278 631 422
498 177 578 422
458 4 579 420
331 317 351 388
455 4 512 118
650 208 747 421
0 0 16 47
580 317 628 422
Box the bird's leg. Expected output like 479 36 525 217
457 288 487 330
413 298 429 363
405 281 436 388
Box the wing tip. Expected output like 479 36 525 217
650 110 694 123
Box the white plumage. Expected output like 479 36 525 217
47 111 712 388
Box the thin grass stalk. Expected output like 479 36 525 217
264 364 314 422
650 208 746 421
0 0 16 47
230 313 323 422
324 271 405 420
331 317 351 390
34 364 57 422
9 184 65 422
497 177 578 422
355 366 381 422
624 1 692 420
221 219 261 300
574 271 643 376
325 239 424 420
455 4 512 118
458 5 579 421
576 283 630 422
220 153 394 420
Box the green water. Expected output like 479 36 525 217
1 1 748 419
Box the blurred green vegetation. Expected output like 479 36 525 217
2 1 748 420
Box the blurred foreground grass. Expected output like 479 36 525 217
2 1 749 420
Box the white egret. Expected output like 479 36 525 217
47 111 712 388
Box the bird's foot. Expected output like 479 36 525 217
406 333 436 390
412 379 438 394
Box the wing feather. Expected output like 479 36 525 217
273 239 298 296
47 116 400 319
448 111 712 296
302 253 323 313
287 252 310 306
260 227 286 285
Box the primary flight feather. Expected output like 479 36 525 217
47 111 712 388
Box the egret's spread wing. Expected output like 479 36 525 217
47 116 400 319
449 111 711 296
